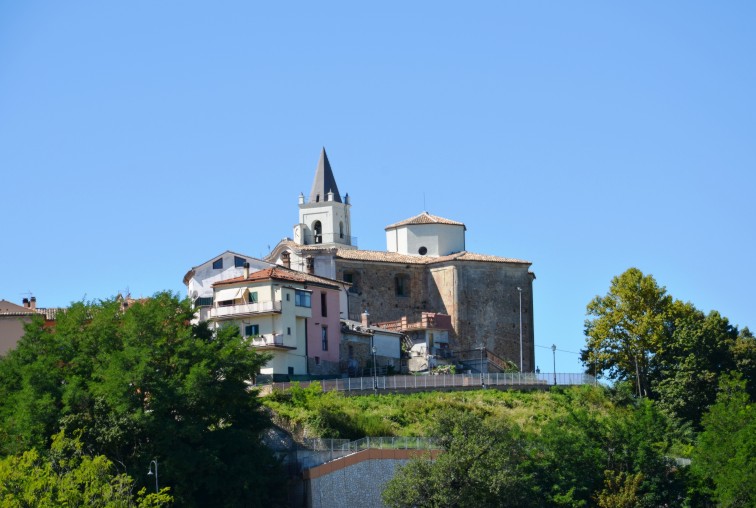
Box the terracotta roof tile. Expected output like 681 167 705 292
334 249 530 265
385 212 465 230
213 266 345 289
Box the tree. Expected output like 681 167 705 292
382 410 535 508
652 305 738 428
732 327 756 400
583 268 672 397
693 374 756 507
0 431 172 507
383 389 685 508
0 293 285 507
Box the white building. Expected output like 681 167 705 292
183 251 273 320
208 265 346 381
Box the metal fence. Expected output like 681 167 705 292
294 437 440 470
269 372 597 393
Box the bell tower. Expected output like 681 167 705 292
293 148 353 247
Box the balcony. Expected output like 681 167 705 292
250 333 295 350
209 300 282 320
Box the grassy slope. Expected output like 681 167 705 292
262 383 621 441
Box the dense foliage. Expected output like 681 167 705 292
693 374 756 507
267 384 690 507
0 293 285 507
582 268 755 506
0 432 172 507
382 395 685 508
582 268 754 426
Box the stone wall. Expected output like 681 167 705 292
447 261 535 371
335 259 535 372
337 261 430 323
304 449 441 508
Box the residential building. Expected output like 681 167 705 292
374 312 452 373
0 297 61 356
340 311 403 377
208 265 346 381
183 251 274 321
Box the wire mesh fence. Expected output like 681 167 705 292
270 372 597 394
293 437 440 470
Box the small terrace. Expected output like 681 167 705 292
375 312 452 332
250 333 295 350
209 300 282 320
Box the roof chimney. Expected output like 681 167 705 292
243 262 250 279
22 297 29 308
361 310 370 328
281 251 291 269
30 296 36 310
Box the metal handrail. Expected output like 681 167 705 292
269 372 597 393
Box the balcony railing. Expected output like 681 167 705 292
209 300 282 319
250 333 287 348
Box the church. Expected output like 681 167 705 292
267 149 536 371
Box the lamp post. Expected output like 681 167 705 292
551 344 557 386
147 459 159 494
480 344 485 387
371 339 378 395
517 287 523 372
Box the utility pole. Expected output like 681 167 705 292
551 344 557 386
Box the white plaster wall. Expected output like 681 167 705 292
405 224 465 256
299 201 351 246
187 254 270 299
386 224 465 257
261 350 307 376
386 228 399 253
373 332 401 359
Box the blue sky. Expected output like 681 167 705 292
2 2 754 374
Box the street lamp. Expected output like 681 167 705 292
517 287 523 372
479 344 485 388
551 344 557 386
147 459 159 494
371 339 378 394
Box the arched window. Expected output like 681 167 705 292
313 221 322 244
339 221 344 239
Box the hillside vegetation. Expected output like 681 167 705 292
265 383 694 506
264 383 635 441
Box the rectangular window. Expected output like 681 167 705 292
212 258 223 269
395 274 410 297
234 256 246 268
286 293 290 301
343 272 354 284
244 324 259 336
195 296 213 307
248 291 258 303
287 327 291 335
320 293 327 317
321 326 328 351
295 290 311 308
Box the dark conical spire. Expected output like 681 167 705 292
309 148 342 203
